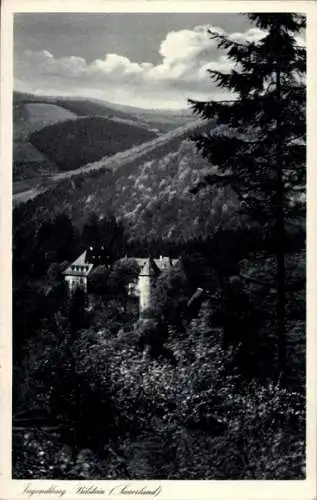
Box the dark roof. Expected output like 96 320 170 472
138 256 179 277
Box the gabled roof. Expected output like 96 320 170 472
62 253 180 280
63 251 94 277
72 251 90 266
139 256 179 277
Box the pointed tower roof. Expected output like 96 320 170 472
139 257 161 277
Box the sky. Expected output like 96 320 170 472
13 13 267 109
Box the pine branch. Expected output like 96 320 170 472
207 29 251 49
247 13 306 33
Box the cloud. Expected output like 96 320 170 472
15 24 230 108
229 27 266 43
14 24 304 109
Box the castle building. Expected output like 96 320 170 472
62 250 94 294
63 252 178 316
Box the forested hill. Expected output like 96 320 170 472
13 92 161 180
29 116 159 172
13 90 199 195
13 117 210 206
13 91 195 133
13 138 239 242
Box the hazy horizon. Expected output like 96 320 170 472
13 87 194 112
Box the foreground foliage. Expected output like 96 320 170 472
13 297 305 479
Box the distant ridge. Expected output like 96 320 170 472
13 90 199 191
13 117 207 206
13 90 192 116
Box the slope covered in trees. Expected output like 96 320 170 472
29 116 159 172
13 138 238 242
13 91 194 183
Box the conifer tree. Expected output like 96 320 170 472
189 14 306 379
83 212 126 267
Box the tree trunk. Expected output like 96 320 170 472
275 56 287 381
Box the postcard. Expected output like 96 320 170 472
1 1 316 499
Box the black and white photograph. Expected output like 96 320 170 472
1 2 314 490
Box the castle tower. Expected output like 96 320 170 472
138 257 161 317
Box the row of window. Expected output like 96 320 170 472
71 265 90 273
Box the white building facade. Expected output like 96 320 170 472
63 251 94 294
